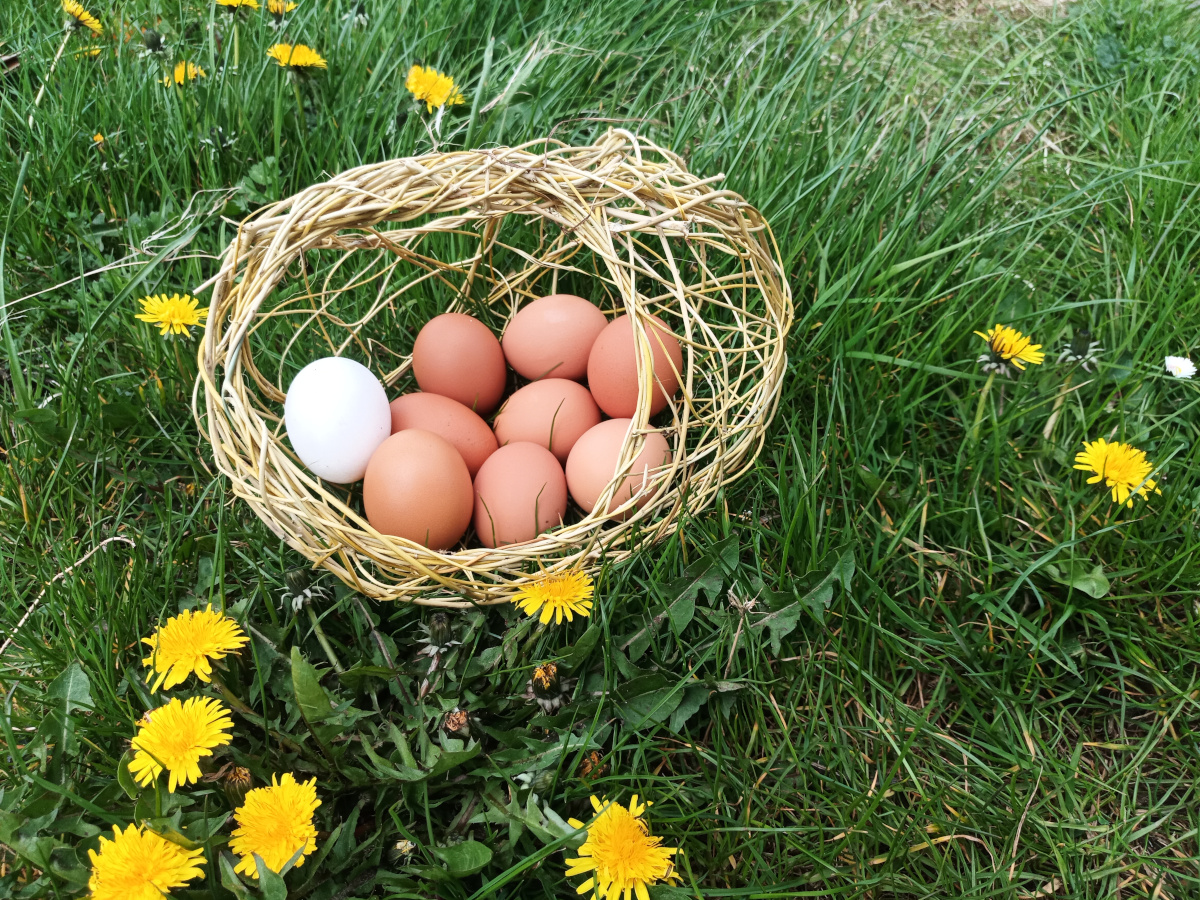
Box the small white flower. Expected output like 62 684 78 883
1165 356 1196 379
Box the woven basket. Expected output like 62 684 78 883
195 130 792 606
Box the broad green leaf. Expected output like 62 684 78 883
623 560 716 658
668 591 696 635
359 734 425 782
617 687 682 730
292 822 342 891
625 619 654 662
799 581 835 623
714 534 741 571
388 722 420 769
13 407 68 443
560 626 601 670
476 645 504 671
427 742 482 779
337 664 396 690
43 660 93 771
116 749 140 800
1048 562 1110 599
291 646 336 723
668 684 709 732
751 601 804 654
434 840 493 876
829 548 855 591
47 662 93 712
327 804 362 869
155 826 202 851
219 853 252 899
254 854 288 900
669 555 725 608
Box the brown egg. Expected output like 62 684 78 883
363 429 473 549
411 313 507 414
492 379 601 464
501 294 608 381
586 314 683 418
472 442 568 548
389 392 497 478
565 418 672 518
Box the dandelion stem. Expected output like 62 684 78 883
172 338 187 390
1042 373 1073 442
29 32 72 126
291 78 308 136
521 619 548 659
209 672 307 756
350 593 414 705
969 371 996 445
306 605 344 673
272 72 284 192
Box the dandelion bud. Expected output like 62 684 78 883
1068 329 1093 359
284 567 312 598
223 766 253 808
426 612 451 649
530 769 556 797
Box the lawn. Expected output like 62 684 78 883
2 0 1200 897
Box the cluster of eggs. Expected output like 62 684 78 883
283 295 683 551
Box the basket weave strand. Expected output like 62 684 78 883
196 130 793 606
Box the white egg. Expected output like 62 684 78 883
284 357 391 484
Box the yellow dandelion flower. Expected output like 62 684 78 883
92 132 105 145
135 293 209 336
216 0 260 9
87 824 205 900
1074 438 1161 508
163 61 207 85
974 323 1044 372
514 571 594 625
405 64 465 113
266 43 326 69
63 0 102 35
268 0 298 14
128 696 234 792
230 773 321 877
565 795 679 900
74 46 103 58
141 604 249 692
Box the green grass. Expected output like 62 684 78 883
3 0 1200 897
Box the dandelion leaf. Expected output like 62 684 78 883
561 625 601 671
1048 561 1110 599
253 854 288 900
668 684 709 732
290 646 336 723
434 840 492 877
616 675 683 730
218 854 252 900
46 662 93 712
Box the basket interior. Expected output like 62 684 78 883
236 210 779 545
